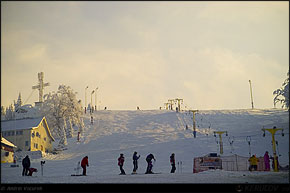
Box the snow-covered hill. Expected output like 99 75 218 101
1 108 289 183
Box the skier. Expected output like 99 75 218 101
132 151 140 174
263 151 270 171
81 156 89 176
170 153 176 173
118 153 126 175
91 116 93 125
248 155 259 171
22 155 30 176
145 153 156 174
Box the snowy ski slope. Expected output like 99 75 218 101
1 108 289 183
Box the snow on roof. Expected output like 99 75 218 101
1 117 43 131
1 137 17 148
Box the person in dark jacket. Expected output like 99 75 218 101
145 154 156 174
170 153 176 173
81 156 89 175
132 151 141 174
118 154 126 175
22 155 30 176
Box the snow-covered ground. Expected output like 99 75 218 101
1 108 289 183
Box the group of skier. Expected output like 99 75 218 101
248 151 280 171
117 152 177 175
21 150 279 177
79 152 176 176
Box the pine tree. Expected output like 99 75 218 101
273 71 289 109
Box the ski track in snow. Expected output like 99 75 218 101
1 109 289 183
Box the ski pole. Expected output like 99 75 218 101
41 161 45 176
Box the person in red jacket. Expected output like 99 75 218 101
118 154 126 175
81 156 89 176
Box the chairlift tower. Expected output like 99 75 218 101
213 131 228 155
189 110 198 138
175 98 183 112
164 103 170 110
32 72 50 103
262 126 284 172
168 99 175 110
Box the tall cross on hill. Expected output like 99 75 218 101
32 72 50 103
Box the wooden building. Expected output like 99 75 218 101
1 117 55 153
1 137 17 163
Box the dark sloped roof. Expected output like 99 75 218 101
1 117 43 131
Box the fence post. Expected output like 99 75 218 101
235 154 239 171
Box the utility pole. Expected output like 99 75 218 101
32 72 50 103
262 126 284 172
168 99 175 110
175 98 183 112
85 86 88 114
214 131 228 155
95 87 98 111
249 80 254 109
189 110 198 138
91 90 95 113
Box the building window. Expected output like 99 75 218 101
11 131 15 136
16 131 23 135
25 141 29 146
32 132 35 138
5 152 9 156
40 145 43 151
44 137 46 141
36 132 40 137
34 143 38 149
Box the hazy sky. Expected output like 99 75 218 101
1 1 289 110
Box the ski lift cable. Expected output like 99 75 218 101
275 140 281 157
23 89 36 105
196 113 212 129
